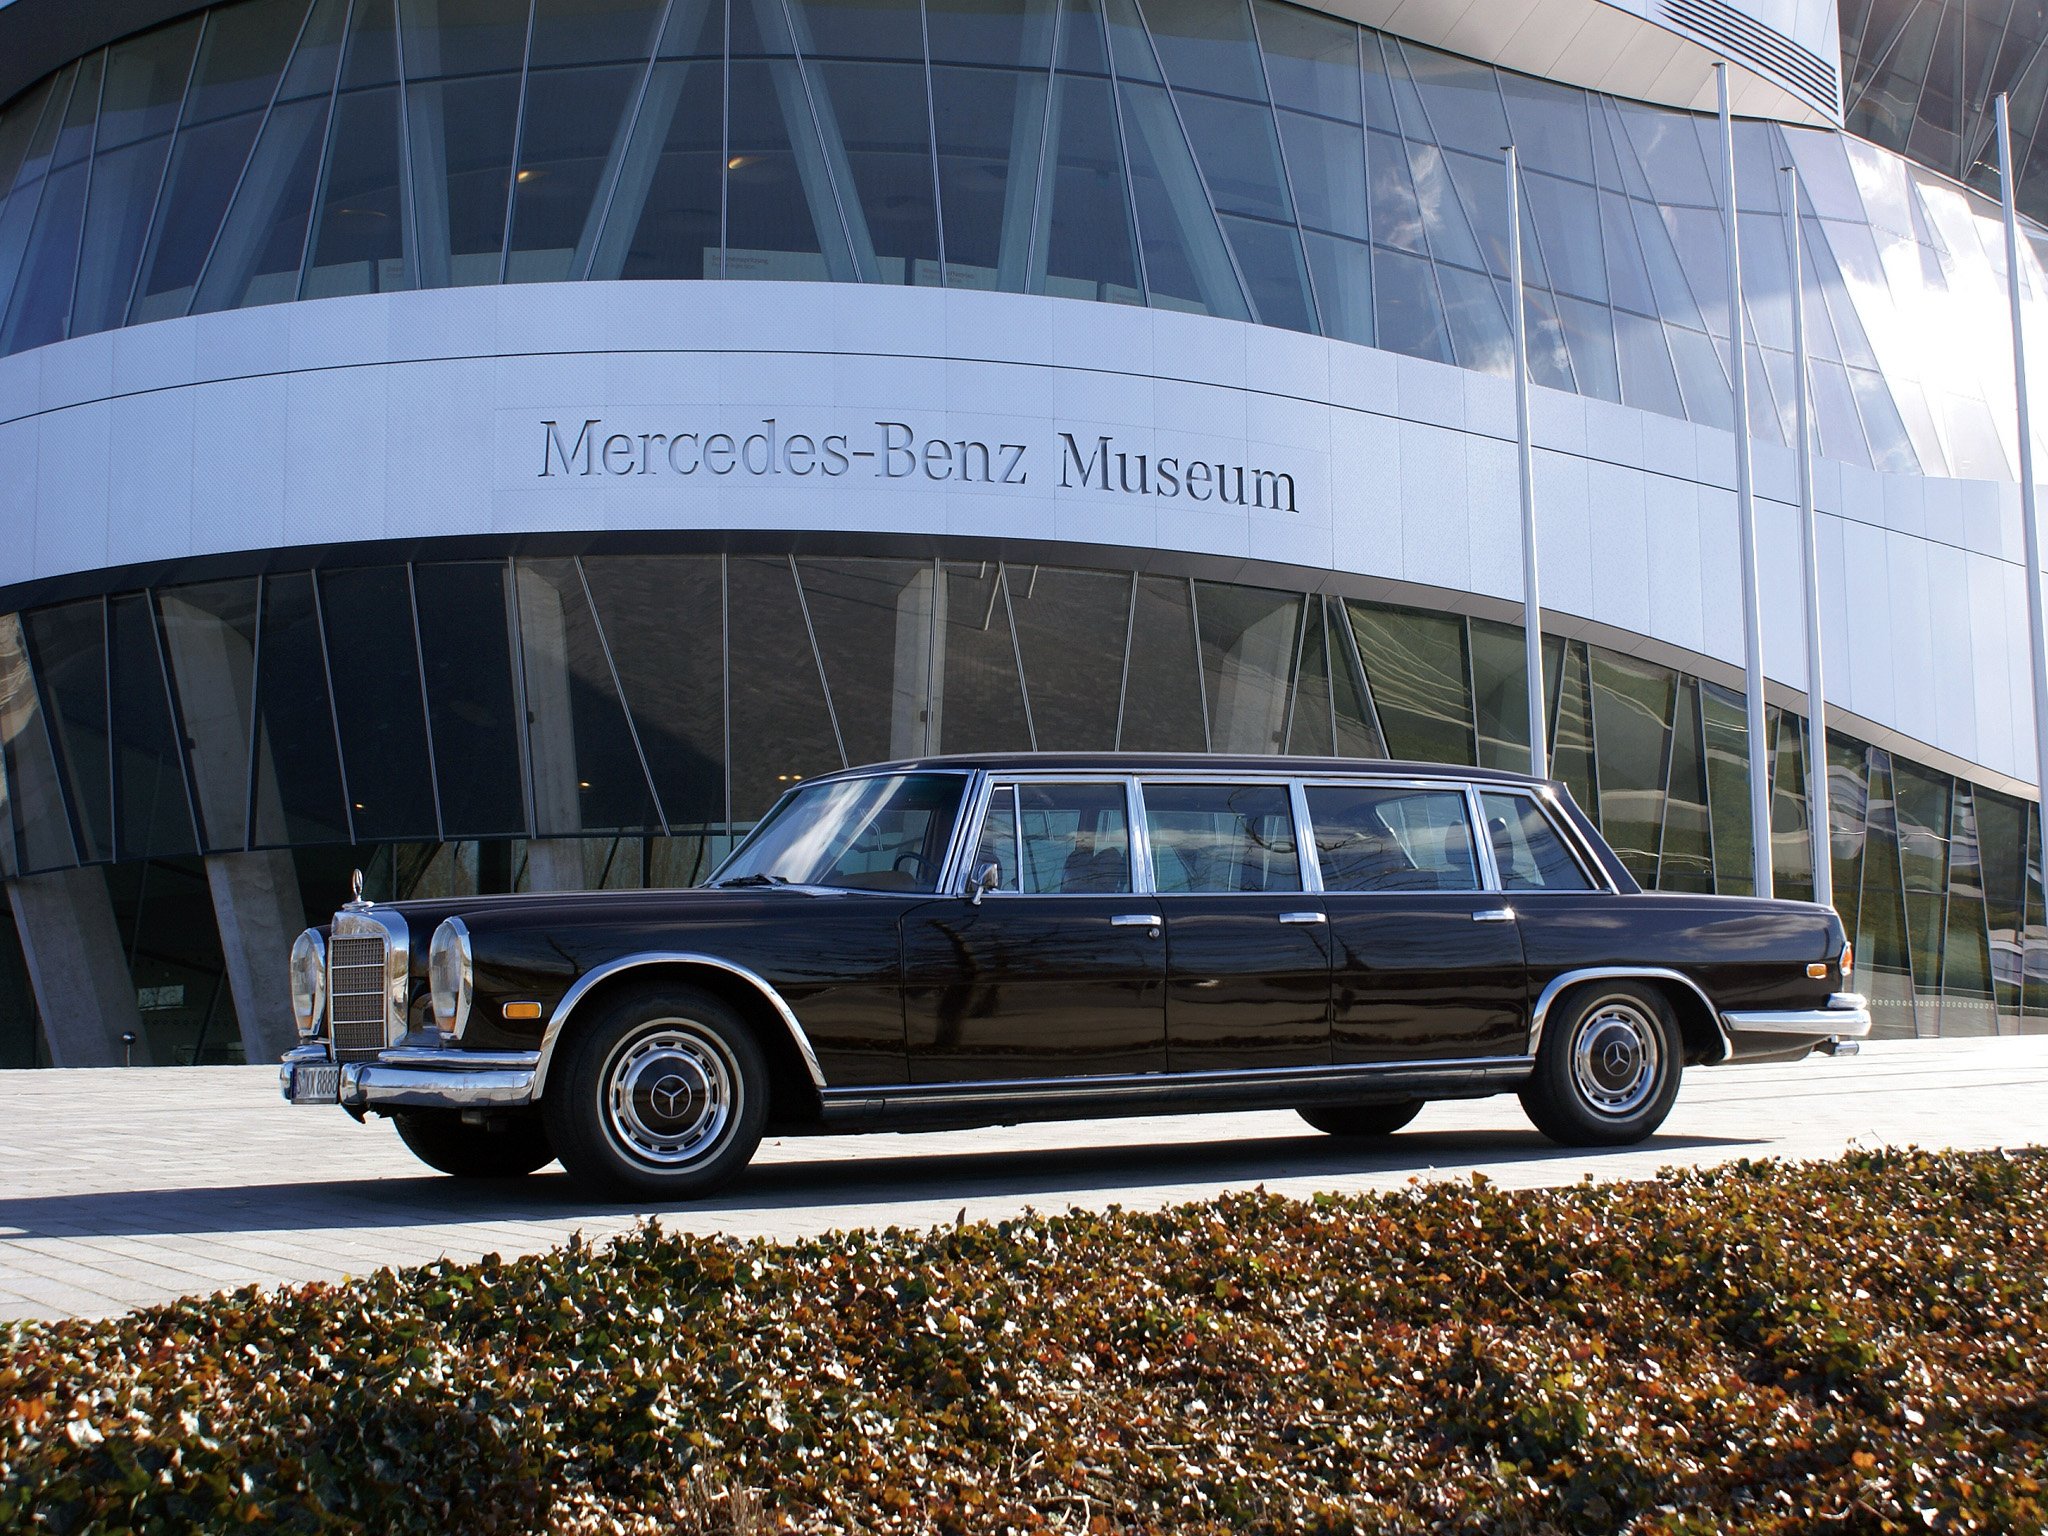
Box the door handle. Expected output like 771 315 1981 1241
1472 907 1517 922
1277 911 1326 924
1110 913 1161 930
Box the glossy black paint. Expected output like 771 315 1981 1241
1326 894 1529 1063
1161 897 1331 1072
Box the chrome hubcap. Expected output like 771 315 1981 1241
602 1021 740 1169
1571 999 1661 1117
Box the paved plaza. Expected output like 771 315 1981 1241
1 1037 2043 1322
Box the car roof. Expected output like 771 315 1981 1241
802 753 1554 788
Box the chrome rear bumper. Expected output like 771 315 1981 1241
281 1042 539 1110
1721 992 1871 1060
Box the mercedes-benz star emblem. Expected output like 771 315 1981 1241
650 1074 693 1120
1602 1039 1635 1077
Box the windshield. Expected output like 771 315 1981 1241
711 773 968 892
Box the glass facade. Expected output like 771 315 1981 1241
0 547 2040 1062
4 0 2048 478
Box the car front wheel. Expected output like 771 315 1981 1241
1519 981 1682 1146
1298 1100 1423 1137
392 1109 555 1178
543 984 768 1199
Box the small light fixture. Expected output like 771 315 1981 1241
1806 962 1828 979
516 168 538 182
578 780 591 789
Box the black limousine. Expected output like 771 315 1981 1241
281 755 1868 1196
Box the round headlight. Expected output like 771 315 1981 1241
428 917 472 1038
289 929 325 1040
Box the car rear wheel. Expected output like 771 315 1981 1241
1298 1100 1423 1137
392 1109 555 1178
543 984 768 1199
1519 981 1682 1146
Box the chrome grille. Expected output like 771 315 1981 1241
328 934 391 1059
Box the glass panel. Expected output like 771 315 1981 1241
1120 576 1206 750
1978 786 2027 1025
1469 618 1528 773
1219 213 1313 331
0 162 86 352
339 0 402 89
938 564 1034 753
108 857 242 1064
1856 753 1919 1037
303 85 411 297
1278 110 1364 239
1371 246 1449 363
1139 0 1265 99
725 59 857 282
1117 80 1243 315
582 556 727 831
513 558 661 835
1254 0 1358 122
1345 603 1472 765
1555 294 1619 404
69 136 176 337
408 72 520 287
1398 42 1505 155
1302 230 1369 345
715 772 966 891
798 558 940 765
1405 140 1483 271
505 64 639 283
414 563 527 838
728 556 845 822
318 567 439 842
812 61 941 282
1588 651 1674 888
400 0 533 78
1614 309 1685 419
108 594 198 861
1658 678 1712 893
1825 730 1867 938
927 0 1058 68
0 79 60 208
1285 601 1332 755
191 95 334 312
1194 581 1299 753
0 612 82 873
1437 264 1510 376
249 573 350 847
529 0 665 66
1894 760 1951 1012
789 0 925 59
932 66 1046 291
186 0 303 124
21 601 112 863
1009 779 1133 893
129 112 266 321
1366 128 1422 253
1055 0 1111 75
1172 92 1289 220
1007 565 1129 750
159 580 260 853
1143 781 1300 894
1481 792 1592 892
1327 603 1385 758
1545 636 1596 819
100 19 203 150
1942 784 1997 1036
1769 708 1814 903
0 913 45 1064
1308 783 1478 892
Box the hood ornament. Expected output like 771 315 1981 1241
344 868 373 912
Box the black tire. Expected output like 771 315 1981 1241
542 984 768 1199
392 1110 556 1178
1519 981 1683 1146
1298 1100 1424 1137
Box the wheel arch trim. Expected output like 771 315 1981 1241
1528 967 1731 1064
531 953 828 1097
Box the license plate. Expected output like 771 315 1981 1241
290 1061 340 1104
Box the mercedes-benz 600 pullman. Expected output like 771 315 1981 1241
280 755 1870 1196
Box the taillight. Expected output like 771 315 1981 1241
1840 941 1854 981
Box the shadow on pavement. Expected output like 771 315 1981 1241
0 1129 1765 1242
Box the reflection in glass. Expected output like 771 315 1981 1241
1144 781 1300 894
249 573 350 847
504 64 640 282
939 565 1034 753
1345 602 1471 764
799 558 939 765
1195 582 1300 753
21 602 112 863
1120 576 1207 750
318 567 439 842
1588 651 1673 886
1008 566 1129 749
109 595 199 861
160 580 261 852
414 563 528 837
728 556 844 820
0 613 81 873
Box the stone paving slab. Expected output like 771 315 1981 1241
1 1037 2043 1321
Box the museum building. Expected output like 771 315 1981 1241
0 0 2044 1068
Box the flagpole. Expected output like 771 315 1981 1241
1719 63 1773 898
1996 93 2048 930
1784 163 1831 910
1506 145 1547 778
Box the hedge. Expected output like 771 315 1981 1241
2 1146 2044 1534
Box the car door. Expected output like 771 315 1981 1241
901 778 1167 1082
1141 779 1333 1074
1472 786 1622 1003
1307 780 1528 1064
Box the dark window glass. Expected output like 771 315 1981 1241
278 0 352 101
1589 651 1675 887
1481 792 1591 892
591 60 722 281
1008 565 1129 749
1468 617 1527 772
1769 708 1813 903
1194 581 1299 753
0 910 45 1065
725 60 856 281
938 565 1034 753
1254 0 1358 122
1824 730 1867 935
1055 0 1110 75
1145 781 1299 894
927 0 1057 68
7 65 75 199
799 558 938 765
728 556 844 821
1173 92 1290 220
1138 0 1264 99
51 54 104 172
100 19 203 150
1978 786 2028 1024
1120 576 1206 750
1855 752 1918 1036
304 86 412 297
1659 677 1712 892
1895 760 1953 1009
505 65 639 282
1219 214 1314 331
106 856 242 1064
129 112 265 321
24 601 114 862
1346 603 1472 765
1328 604 1385 758
1286 600 1334 755
933 66 1046 288
250 573 350 847
109 594 198 860
974 779 1132 893
407 73 520 287
159 580 260 852
528 0 665 67
400 0 533 78
414 563 527 837
191 95 333 312
813 62 942 281
1119 81 1244 315
1036 75 1141 302
718 772 965 890
182 0 301 125
788 0 925 59
513 558 661 835
1101 0 1162 82
70 136 175 337
0 613 84 872
339 0 402 88
1308 783 1477 892
0 77 60 205
582 556 727 830
319 567 439 841
1546 637 1596 822
0 162 86 352
1278 110 1364 239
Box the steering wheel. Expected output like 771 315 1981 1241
893 851 937 881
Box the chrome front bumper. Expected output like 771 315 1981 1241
281 1043 540 1110
1721 992 1872 1059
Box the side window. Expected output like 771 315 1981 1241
1481 792 1593 891
972 782 1133 894
1142 782 1302 894
1306 784 1479 892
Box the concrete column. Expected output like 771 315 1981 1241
7 868 151 1067
206 849 306 1065
892 564 944 758
525 838 588 893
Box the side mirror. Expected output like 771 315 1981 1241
969 862 1001 905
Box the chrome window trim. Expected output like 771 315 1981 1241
1296 776 1492 897
531 951 826 1096
1289 778 1322 895
1465 783 1505 892
1527 966 1730 1062
1534 782 1622 894
1480 785 1609 894
1133 775 1313 899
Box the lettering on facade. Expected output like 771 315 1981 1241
536 417 1299 513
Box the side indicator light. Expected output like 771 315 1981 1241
502 1001 544 1021
1806 963 1828 979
